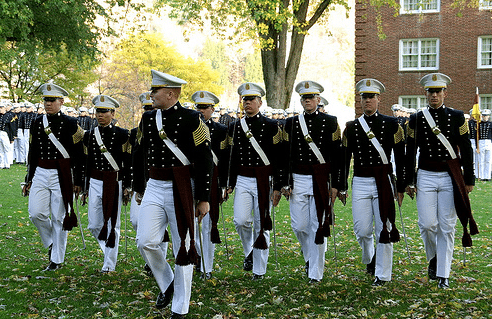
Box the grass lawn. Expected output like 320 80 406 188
0 163 491 318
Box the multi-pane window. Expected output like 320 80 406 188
400 39 439 71
400 0 439 14
478 36 492 68
399 96 428 110
480 95 492 110
479 0 492 9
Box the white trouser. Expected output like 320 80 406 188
28 167 70 264
23 128 30 163
352 176 393 281
477 139 492 179
136 179 193 315
471 139 478 177
194 214 215 274
87 178 122 272
7 137 13 165
289 173 327 281
14 128 23 162
0 131 10 168
233 175 270 276
130 192 168 265
416 169 457 279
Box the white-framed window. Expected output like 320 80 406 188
480 95 492 109
479 0 492 10
400 0 440 14
399 96 428 110
478 36 492 69
399 39 439 71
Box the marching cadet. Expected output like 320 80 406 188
405 73 478 289
22 83 85 271
23 103 37 164
133 70 213 318
468 109 478 177
281 81 342 283
476 109 492 180
340 79 405 286
226 83 283 280
129 92 161 276
81 95 132 273
0 103 16 169
192 90 228 279
77 106 93 131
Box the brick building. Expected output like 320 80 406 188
355 0 492 116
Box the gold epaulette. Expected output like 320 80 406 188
123 139 132 154
73 125 85 144
193 119 211 146
407 126 415 139
273 127 282 145
220 137 228 150
394 125 404 144
282 126 289 142
459 121 469 135
136 126 143 145
342 132 348 147
333 125 341 141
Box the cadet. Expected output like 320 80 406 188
133 70 213 318
77 106 93 131
281 81 342 283
226 83 282 280
405 73 478 289
22 83 85 270
81 95 132 272
340 79 405 286
192 90 228 279
476 109 492 180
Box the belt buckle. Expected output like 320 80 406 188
44 126 52 135
159 129 167 139
304 134 313 143
100 145 108 153
245 130 253 139
432 126 441 135
366 130 375 139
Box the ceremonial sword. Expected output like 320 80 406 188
74 196 86 249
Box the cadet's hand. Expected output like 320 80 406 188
338 191 348 206
405 185 416 199
135 192 144 205
80 192 88 206
73 185 82 198
195 201 210 223
465 185 474 193
281 186 292 200
123 188 132 206
22 181 32 197
330 188 338 205
271 190 281 207
222 188 229 202
397 192 405 207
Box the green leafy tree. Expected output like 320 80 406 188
155 0 351 109
97 32 223 129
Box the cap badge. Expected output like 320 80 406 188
366 80 371 86
305 82 309 89
100 96 105 102
246 84 250 90
146 94 150 99
47 85 52 91
200 92 204 98
432 74 437 81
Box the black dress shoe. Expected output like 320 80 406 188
195 255 202 273
371 276 386 287
305 261 309 277
366 254 376 276
437 277 449 289
252 274 264 281
44 262 60 271
170 312 186 319
428 256 437 280
48 244 53 260
243 252 253 271
309 278 320 284
144 264 153 277
156 281 174 309
202 272 212 280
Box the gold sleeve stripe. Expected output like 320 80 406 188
459 121 469 135
394 125 404 144
333 125 341 141
73 126 85 144
273 127 282 145
83 145 88 155
123 140 132 154
407 126 415 139
193 120 211 146
282 126 289 142
342 131 348 147
136 127 143 145
220 137 228 150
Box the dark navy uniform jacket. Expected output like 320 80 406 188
282 110 343 189
342 111 406 192
132 102 213 202
206 119 228 187
227 112 283 191
83 124 132 189
26 111 85 184
405 105 474 186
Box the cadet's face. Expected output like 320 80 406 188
197 105 214 121
96 109 114 127
426 88 447 109
44 97 63 115
243 97 262 116
300 95 320 114
361 94 380 116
